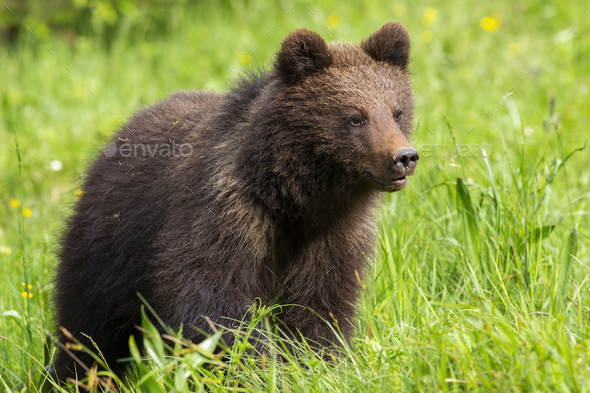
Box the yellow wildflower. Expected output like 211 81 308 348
420 30 434 43
22 208 32 217
422 8 437 27
75 190 83 198
238 52 251 65
21 282 34 299
326 13 341 28
481 14 501 32
11 199 20 208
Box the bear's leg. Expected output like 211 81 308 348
278 266 360 351
51 320 136 384
154 284 264 353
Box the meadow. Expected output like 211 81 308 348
1 0 589 391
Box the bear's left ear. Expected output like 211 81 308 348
361 22 411 70
275 28 332 82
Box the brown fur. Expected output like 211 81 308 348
52 21 418 381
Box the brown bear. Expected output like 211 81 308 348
52 21 418 381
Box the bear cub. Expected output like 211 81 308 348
53 21 418 380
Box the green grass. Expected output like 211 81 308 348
1 0 590 391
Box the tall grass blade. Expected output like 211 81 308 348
556 226 578 305
456 177 478 241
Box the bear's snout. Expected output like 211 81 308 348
390 147 419 176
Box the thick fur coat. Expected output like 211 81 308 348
53 21 418 380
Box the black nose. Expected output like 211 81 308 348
391 148 419 170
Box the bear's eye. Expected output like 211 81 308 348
349 116 364 126
393 111 403 122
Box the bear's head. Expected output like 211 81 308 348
273 22 418 193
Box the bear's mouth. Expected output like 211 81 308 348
364 170 409 192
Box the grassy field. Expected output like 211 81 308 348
1 0 590 391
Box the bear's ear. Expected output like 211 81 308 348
361 22 411 70
274 28 332 82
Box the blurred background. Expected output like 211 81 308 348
1 0 588 215
1 0 588 213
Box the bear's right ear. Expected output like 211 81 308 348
361 22 411 70
274 29 332 82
